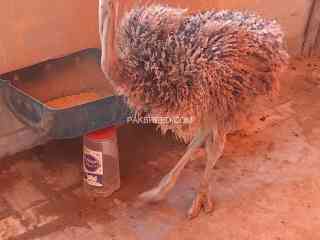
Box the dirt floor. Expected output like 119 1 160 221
0 57 320 239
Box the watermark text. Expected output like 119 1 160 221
127 116 193 124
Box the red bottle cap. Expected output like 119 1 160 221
86 127 117 140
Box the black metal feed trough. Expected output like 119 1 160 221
0 79 132 139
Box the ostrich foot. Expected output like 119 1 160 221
138 129 210 204
139 175 171 203
188 185 214 219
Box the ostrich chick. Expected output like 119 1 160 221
99 0 289 218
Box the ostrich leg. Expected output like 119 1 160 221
188 128 226 219
139 128 210 203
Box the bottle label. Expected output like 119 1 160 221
83 147 103 187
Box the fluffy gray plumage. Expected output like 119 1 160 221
112 5 289 142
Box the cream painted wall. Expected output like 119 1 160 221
0 0 311 75
0 1 100 75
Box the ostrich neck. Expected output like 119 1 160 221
99 0 119 81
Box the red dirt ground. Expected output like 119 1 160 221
0 57 319 239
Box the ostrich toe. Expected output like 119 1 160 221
188 184 214 219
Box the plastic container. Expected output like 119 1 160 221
83 126 120 198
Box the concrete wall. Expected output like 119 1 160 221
0 0 100 75
0 0 309 74
0 0 311 74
